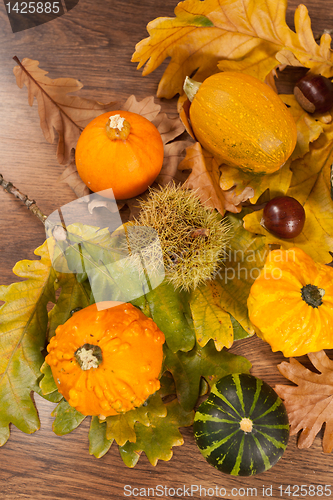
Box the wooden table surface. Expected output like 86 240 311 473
1 0 333 499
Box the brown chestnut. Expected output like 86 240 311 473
261 196 305 239
294 73 333 113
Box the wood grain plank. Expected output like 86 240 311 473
0 0 333 498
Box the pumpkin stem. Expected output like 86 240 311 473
183 76 202 102
75 343 103 370
301 284 325 308
105 114 131 140
240 417 253 433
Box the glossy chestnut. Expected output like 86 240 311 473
261 196 306 239
294 73 333 114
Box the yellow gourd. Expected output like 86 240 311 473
247 247 333 357
184 72 297 174
45 302 165 417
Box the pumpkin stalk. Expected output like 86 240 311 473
301 283 325 308
240 417 253 433
75 343 103 370
105 114 131 140
183 76 202 102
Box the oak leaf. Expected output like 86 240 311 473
178 142 254 215
0 241 56 445
275 351 333 453
118 399 194 467
132 0 333 98
13 57 116 164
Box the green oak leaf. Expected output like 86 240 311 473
47 272 91 340
39 361 62 402
89 416 113 458
51 400 86 435
164 340 251 412
105 392 167 446
0 241 56 445
118 399 194 467
145 280 195 353
189 280 233 350
213 212 269 336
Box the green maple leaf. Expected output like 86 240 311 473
164 340 251 412
0 241 56 445
118 399 194 467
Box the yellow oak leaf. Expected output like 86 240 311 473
275 351 333 453
132 0 333 98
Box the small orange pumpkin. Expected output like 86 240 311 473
75 110 164 199
45 302 165 417
247 247 333 357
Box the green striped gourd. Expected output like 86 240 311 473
193 373 289 476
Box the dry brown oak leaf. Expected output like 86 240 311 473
275 351 333 453
13 57 116 165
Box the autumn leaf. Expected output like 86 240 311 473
0 241 56 445
105 392 167 446
132 0 333 98
13 57 116 165
143 280 195 353
275 351 333 453
118 399 194 467
214 212 269 336
52 400 86 435
89 417 113 459
164 339 251 412
178 142 254 215
47 272 91 340
189 281 234 350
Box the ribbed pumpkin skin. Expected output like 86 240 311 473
194 374 289 476
189 72 297 174
75 110 164 199
247 247 333 357
45 302 165 417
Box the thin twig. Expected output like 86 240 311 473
0 173 47 224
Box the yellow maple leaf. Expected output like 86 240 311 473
132 0 333 98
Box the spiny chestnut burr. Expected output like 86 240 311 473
294 73 333 114
261 196 306 239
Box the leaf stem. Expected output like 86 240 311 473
13 56 84 133
0 173 47 224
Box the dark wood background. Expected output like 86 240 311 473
1 0 333 499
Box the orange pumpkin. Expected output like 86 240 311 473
247 247 333 357
45 302 165 417
75 110 164 199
